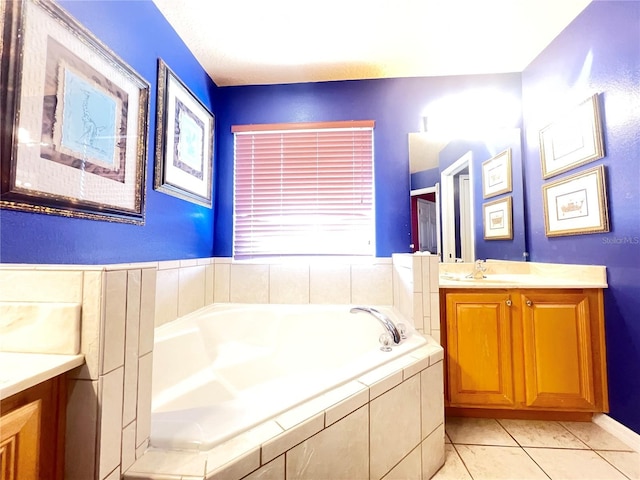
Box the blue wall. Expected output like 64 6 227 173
213 75 522 257
0 0 219 264
521 1 640 434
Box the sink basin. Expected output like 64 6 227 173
439 274 524 284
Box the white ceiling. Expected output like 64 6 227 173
151 0 592 87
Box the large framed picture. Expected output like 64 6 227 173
154 59 214 208
542 165 609 237
483 196 513 240
539 93 604 179
0 0 149 224
482 148 512 199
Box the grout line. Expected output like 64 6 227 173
592 450 634 480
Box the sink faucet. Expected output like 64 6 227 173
466 259 487 279
350 306 401 344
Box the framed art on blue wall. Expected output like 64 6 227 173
481 148 512 199
0 0 150 224
483 196 513 240
539 93 604 179
154 59 214 208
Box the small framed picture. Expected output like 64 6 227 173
539 94 604 179
482 149 512 199
542 165 609 237
1 0 149 224
154 59 214 207
483 196 513 240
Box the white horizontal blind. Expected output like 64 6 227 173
233 122 374 259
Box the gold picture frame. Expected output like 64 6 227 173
483 196 513 240
482 148 512 199
539 93 604 179
0 0 149 224
542 165 609 237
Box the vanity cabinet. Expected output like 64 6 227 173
442 288 608 416
0 376 66 480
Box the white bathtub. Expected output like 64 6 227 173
150 303 428 451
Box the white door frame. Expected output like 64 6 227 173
440 151 475 263
411 185 440 257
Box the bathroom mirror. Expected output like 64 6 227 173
409 129 527 262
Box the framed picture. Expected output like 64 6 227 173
0 0 149 224
154 59 214 208
482 148 512 199
539 93 604 179
483 196 513 240
542 165 609 237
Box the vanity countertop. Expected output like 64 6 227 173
0 352 84 400
439 260 608 289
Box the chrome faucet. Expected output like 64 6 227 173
350 306 401 344
466 259 487 279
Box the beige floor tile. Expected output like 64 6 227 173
445 417 517 446
525 447 628 480
431 445 472 480
561 421 635 451
498 419 588 449
597 450 640 480
455 445 548 480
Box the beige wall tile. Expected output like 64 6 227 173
180 259 199 268
413 293 424 331
99 367 125 479
127 450 207 477
370 375 421 480
103 270 127 374
429 292 440 335
287 406 369 480
214 262 231 303
230 264 269 303
66 379 99 480
325 383 369 427
383 444 421 480
155 268 179 327
158 260 181 270
241 455 284 480
121 421 137 473
421 362 444 439
262 413 324 463
430 329 441 345
421 424 445 480
102 466 120 480
309 264 351 304
123 270 141 427
136 352 153 448
205 264 214 305
412 256 423 292
139 269 156 355
71 270 104 380
0 270 83 302
351 264 393 305
429 256 440 293
269 264 309 304
178 265 206 317
208 448 259 480
432 444 472 480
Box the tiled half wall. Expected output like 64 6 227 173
0 255 440 479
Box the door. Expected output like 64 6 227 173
446 292 516 407
417 198 438 254
520 291 597 410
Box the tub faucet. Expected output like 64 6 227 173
350 307 401 345
466 259 487 279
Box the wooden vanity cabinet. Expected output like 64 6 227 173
0 376 66 480
442 288 608 416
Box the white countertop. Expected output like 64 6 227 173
0 352 84 400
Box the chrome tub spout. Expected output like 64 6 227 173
350 306 401 345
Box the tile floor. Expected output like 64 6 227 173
434 417 640 480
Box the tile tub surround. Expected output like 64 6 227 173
125 341 445 480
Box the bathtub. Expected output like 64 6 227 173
150 303 428 451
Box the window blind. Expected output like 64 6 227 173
232 121 375 259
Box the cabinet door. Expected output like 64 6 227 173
521 292 597 410
0 400 40 480
446 292 516 407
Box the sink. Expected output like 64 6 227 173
439 274 524 284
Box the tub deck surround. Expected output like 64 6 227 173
125 338 445 480
439 260 608 289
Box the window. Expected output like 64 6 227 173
232 121 375 259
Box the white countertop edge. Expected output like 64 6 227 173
0 352 85 400
439 280 608 289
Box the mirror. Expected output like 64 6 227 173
409 128 527 262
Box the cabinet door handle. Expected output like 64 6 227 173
506 299 512 306
526 300 533 307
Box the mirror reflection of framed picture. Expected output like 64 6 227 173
483 196 513 240
539 93 604 179
154 59 214 208
482 149 512 199
542 165 609 237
